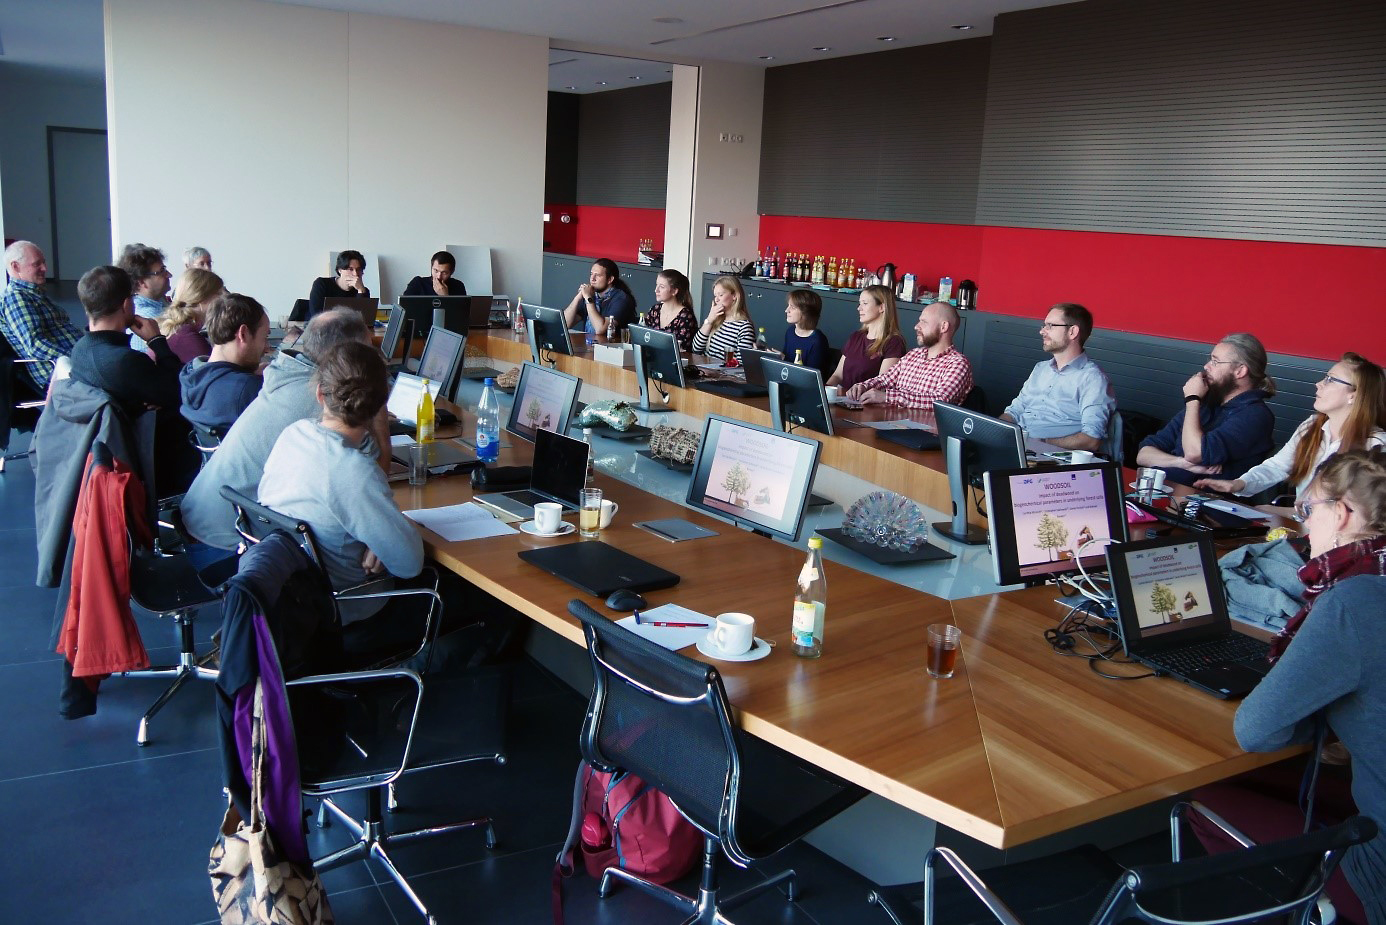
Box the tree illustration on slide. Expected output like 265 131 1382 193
1035 513 1069 561
1151 583 1179 623
722 462 751 507
525 398 541 429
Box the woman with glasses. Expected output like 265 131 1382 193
1202 448 1386 925
1197 352 1386 509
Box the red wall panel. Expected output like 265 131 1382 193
571 205 665 264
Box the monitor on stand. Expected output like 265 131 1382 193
414 326 467 402
505 362 582 443
628 323 684 413
931 400 1027 545
686 414 822 543
760 356 834 437
526 306 573 366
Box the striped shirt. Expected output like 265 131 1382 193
691 318 755 360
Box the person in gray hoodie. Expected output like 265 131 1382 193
178 308 383 549
179 292 270 434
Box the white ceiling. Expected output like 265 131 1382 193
0 0 1080 88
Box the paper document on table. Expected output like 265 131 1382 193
390 434 412 448
404 502 518 541
854 419 932 431
617 604 712 651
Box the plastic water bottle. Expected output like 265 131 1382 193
476 378 500 463
756 327 769 350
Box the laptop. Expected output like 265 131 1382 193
473 427 588 518
390 439 480 471
1105 534 1270 699
519 541 680 597
323 296 380 328
694 346 775 398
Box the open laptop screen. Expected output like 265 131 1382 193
531 427 589 507
1106 535 1228 645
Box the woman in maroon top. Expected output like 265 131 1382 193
641 269 698 353
826 284 906 391
154 267 223 363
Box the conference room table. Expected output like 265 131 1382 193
393 377 1298 850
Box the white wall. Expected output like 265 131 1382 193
104 0 548 316
0 65 107 267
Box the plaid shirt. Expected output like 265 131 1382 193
0 279 84 392
856 345 973 411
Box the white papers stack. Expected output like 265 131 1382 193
617 604 713 651
404 502 517 541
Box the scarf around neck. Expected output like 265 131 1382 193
1268 533 1386 663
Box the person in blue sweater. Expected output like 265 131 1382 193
180 292 270 435
782 289 832 377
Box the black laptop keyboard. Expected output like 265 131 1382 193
508 489 545 507
1145 634 1270 676
695 380 765 397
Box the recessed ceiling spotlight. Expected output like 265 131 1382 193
564 85 576 90
951 24 974 30
596 81 607 86
628 76 641 80
877 36 897 42
758 55 776 60
653 16 683 24
812 46 831 52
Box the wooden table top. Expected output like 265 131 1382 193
395 438 1296 849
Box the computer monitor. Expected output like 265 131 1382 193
686 414 822 543
628 323 684 413
982 462 1129 587
527 305 573 364
414 326 466 401
322 296 379 328
760 357 834 437
398 294 477 336
931 400 1027 545
505 362 581 443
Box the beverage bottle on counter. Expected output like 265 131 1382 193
513 296 527 334
416 378 435 444
938 276 954 303
756 326 769 350
792 536 827 658
475 377 501 463
582 427 596 487
811 256 824 285
793 348 804 366
754 249 764 276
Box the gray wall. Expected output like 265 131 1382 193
576 83 671 209
758 39 990 224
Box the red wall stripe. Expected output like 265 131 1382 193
544 204 666 265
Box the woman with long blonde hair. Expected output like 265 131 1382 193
156 267 224 362
691 275 756 361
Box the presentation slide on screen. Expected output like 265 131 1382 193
701 423 804 524
1120 541 1217 638
512 373 569 435
1005 469 1115 577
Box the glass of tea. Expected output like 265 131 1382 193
926 624 961 679
579 488 603 538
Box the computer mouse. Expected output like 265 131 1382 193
604 589 648 612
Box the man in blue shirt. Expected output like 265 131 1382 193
1002 302 1115 453
0 241 83 392
562 257 637 340
117 242 171 351
1136 332 1276 486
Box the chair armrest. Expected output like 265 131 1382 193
287 668 425 790
923 847 1026 925
1170 800 1255 861
334 586 443 658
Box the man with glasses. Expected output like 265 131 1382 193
1001 302 1115 453
1136 332 1276 486
117 242 172 351
0 241 83 392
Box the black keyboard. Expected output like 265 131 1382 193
1146 634 1270 677
694 380 768 398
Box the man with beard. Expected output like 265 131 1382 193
846 300 973 411
1136 332 1276 486
1002 302 1115 453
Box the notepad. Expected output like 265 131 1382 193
404 502 517 541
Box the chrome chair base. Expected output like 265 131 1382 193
599 851 798 925
115 610 218 745
314 787 496 924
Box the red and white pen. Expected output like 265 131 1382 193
648 621 709 628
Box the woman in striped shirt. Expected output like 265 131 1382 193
691 275 756 362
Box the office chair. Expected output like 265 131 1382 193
566 599 867 923
961 385 988 415
865 800 1375 925
0 337 45 473
218 533 507 925
187 422 223 468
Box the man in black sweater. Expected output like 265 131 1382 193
69 264 196 491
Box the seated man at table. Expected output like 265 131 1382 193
401 250 467 298
179 307 384 549
1135 332 1276 486
117 242 172 352
1001 302 1115 453
562 257 637 341
0 241 83 393
180 292 271 435
846 300 972 411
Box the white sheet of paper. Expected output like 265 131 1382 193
617 604 713 651
855 419 932 431
404 502 518 542
390 434 413 448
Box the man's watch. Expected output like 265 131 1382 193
1184 394 1201 402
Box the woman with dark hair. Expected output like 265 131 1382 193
691 275 756 360
307 249 371 317
1196 448 1386 925
826 284 906 390
1197 352 1386 509
782 288 832 377
641 268 698 352
258 340 422 625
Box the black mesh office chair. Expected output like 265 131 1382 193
865 800 1375 925
187 421 223 468
0 337 45 473
567 598 867 923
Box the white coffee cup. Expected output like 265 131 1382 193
712 612 756 656
824 385 840 403
533 502 563 534
1069 449 1095 464
599 498 619 528
1138 466 1167 491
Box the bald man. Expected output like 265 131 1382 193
0 241 83 391
847 300 973 411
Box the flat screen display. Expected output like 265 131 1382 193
506 362 581 443
1107 537 1224 642
686 414 821 543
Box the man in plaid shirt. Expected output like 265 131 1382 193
1 241 83 393
847 300 973 411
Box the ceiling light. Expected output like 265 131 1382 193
629 76 641 80
951 24 974 30
877 36 896 42
596 81 607 86
653 16 683 24
758 55 775 60
812 46 831 52
564 85 576 90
